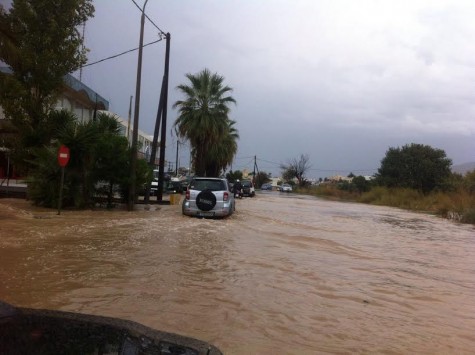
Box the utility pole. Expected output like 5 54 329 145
128 0 149 211
144 77 165 204
144 32 170 204
156 33 171 203
253 155 260 185
175 140 180 176
127 95 133 145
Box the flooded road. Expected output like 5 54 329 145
1 193 474 354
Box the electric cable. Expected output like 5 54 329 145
130 0 167 36
256 156 376 174
234 156 254 160
81 38 163 68
256 157 281 166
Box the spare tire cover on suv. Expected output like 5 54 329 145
196 189 217 211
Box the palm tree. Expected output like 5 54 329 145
173 68 237 176
206 119 239 176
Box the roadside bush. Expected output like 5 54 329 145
461 209 475 224
300 184 359 199
352 176 371 193
463 170 475 194
27 147 62 207
297 178 475 225
27 111 150 209
357 186 385 204
118 158 150 203
358 187 423 209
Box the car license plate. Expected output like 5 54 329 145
198 211 214 217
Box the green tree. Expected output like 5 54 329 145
377 143 452 193
0 0 94 167
90 114 131 207
352 175 370 193
0 6 21 68
28 111 144 208
173 68 237 176
255 171 271 187
281 168 294 183
226 170 243 182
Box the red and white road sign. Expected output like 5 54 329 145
57 145 70 167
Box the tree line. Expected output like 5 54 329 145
283 145 475 223
283 143 459 194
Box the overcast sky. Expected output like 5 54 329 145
77 0 475 178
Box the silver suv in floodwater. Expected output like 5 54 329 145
182 177 235 218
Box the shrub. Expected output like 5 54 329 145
461 209 475 224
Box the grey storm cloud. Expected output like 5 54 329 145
79 0 475 177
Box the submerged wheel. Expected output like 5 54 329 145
195 189 216 211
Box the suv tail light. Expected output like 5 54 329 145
223 191 229 201
185 189 190 200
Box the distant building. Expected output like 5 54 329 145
329 175 353 183
270 177 280 187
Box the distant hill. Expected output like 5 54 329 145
452 162 475 175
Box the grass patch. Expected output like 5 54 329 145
296 185 475 224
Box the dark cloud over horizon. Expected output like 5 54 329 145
77 0 475 177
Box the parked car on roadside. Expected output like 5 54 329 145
182 177 235 218
241 179 255 197
281 183 293 192
167 180 184 194
260 183 272 190
150 170 171 196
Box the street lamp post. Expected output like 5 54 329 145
128 0 149 211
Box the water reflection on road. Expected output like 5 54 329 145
1 193 474 354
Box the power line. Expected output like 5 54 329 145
234 157 255 171
234 156 254 160
81 38 163 68
256 157 281 166
308 168 377 172
255 156 377 174
130 0 167 36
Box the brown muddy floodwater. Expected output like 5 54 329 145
1 193 474 354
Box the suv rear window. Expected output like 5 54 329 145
190 179 226 191
242 181 252 187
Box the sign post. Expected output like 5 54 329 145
57 145 70 215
